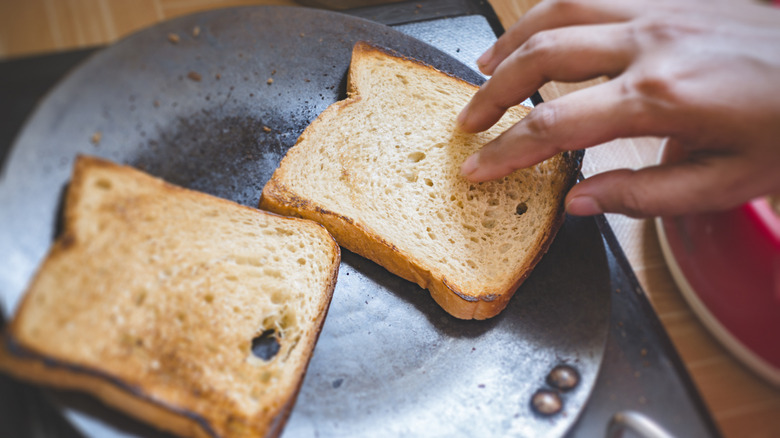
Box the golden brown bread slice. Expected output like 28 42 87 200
0 156 341 438
260 42 581 320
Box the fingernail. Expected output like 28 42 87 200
566 196 603 216
461 153 480 177
456 104 469 128
477 46 493 69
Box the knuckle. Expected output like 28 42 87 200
632 15 703 45
634 71 678 104
620 69 682 130
521 31 558 60
523 104 559 141
617 184 653 218
633 16 673 43
548 0 586 17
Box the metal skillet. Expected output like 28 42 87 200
0 6 610 438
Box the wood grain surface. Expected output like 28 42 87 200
0 1 778 437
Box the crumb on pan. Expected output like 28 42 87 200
267 78 274 85
167 33 180 44
192 26 200 37
187 71 202 82
90 132 102 145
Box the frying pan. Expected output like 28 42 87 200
0 6 610 437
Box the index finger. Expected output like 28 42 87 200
479 0 644 75
459 22 635 133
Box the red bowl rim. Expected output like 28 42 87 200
655 140 780 387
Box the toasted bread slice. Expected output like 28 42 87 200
0 156 340 438
260 42 580 320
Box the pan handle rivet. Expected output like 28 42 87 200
546 364 580 391
531 390 563 416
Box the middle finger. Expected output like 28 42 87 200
459 22 636 133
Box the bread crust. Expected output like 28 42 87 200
262 153 578 320
2 156 341 438
260 42 581 320
0 336 217 438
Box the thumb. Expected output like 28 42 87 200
564 158 746 218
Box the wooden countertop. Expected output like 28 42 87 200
0 1 778 437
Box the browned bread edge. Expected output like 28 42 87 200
260 155 578 320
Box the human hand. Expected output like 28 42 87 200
457 0 780 218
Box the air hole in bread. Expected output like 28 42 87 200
233 255 262 267
515 202 528 216
404 171 417 183
481 218 496 229
204 293 214 304
297 258 306 265
408 152 426 163
487 198 499 206
95 178 112 190
395 74 409 85
251 329 281 361
271 291 285 304
507 190 519 200
424 178 434 187
263 268 283 279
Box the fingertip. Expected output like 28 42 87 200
565 195 603 216
456 105 469 128
460 153 480 177
456 105 479 133
476 46 495 74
